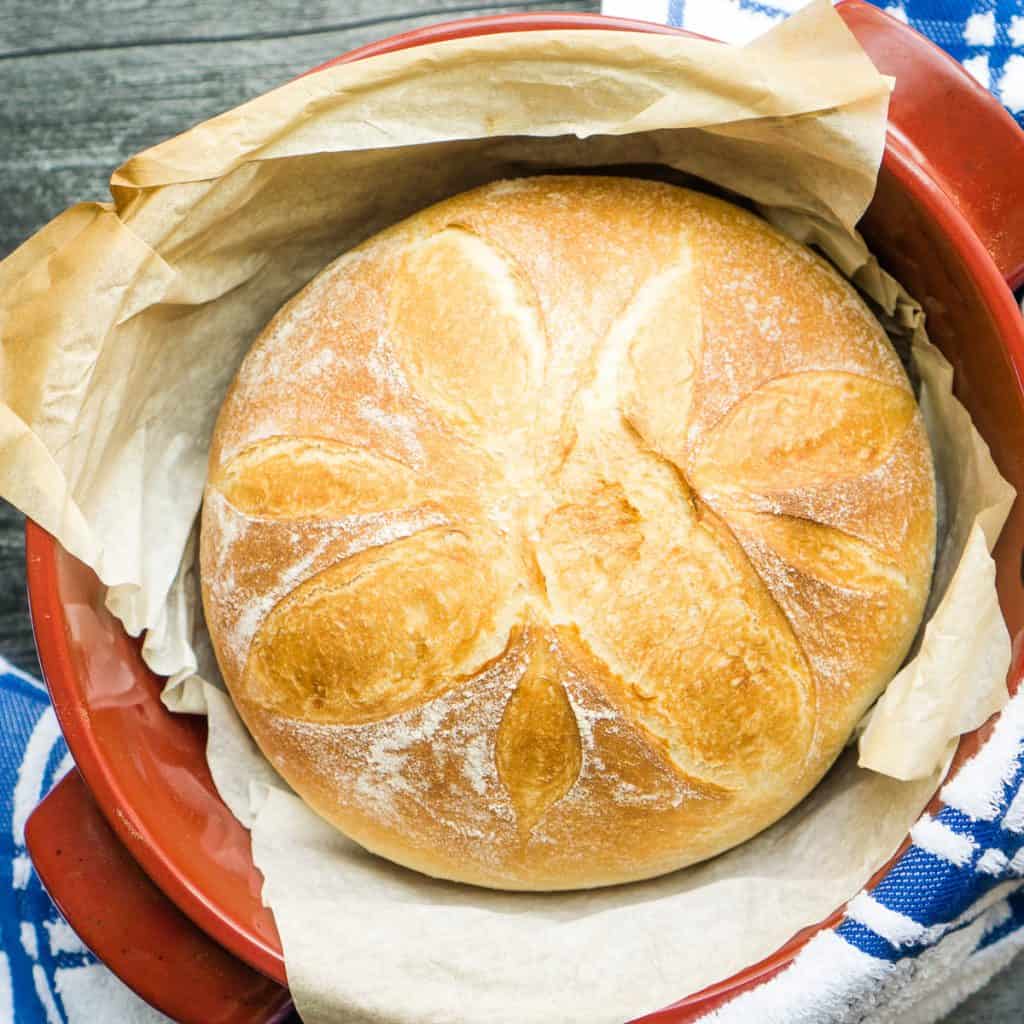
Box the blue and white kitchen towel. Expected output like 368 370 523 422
604 0 1024 128
0 659 168 1023
4 0 1024 1021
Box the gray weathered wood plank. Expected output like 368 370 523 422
0 502 35 676
0 0 597 260
0 0 594 55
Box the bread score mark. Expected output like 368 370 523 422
388 226 546 445
689 370 917 494
243 525 522 724
215 436 419 519
495 636 583 838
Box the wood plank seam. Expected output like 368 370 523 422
0 0 592 61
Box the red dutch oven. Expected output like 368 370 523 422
22 4 1024 1022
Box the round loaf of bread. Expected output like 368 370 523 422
200 177 935 891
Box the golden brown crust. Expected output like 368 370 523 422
200 177 936 890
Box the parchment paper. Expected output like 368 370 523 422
0 2 1015 1021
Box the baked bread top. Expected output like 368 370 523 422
200 176 935 890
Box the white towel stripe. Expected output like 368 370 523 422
12 707 61 844
846 893 926 946
977 848 1010 875
941 692 1024 821
911 816 978 866
1002 781 1024 833
12 853 32 890
20 922 39 960
1007 846 1024 874
32 964 62 1024
55 751 74 784
701 930 896 1022
0 655 46 692
0 953 13 1024
44 918 87 957
844 881 1020 959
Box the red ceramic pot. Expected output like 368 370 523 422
23 4 1024 1022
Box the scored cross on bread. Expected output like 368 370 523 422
200 177 935 890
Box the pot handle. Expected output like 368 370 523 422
25 769 296 1024
837 0 1024 292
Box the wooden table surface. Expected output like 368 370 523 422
0 2 1019 1021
